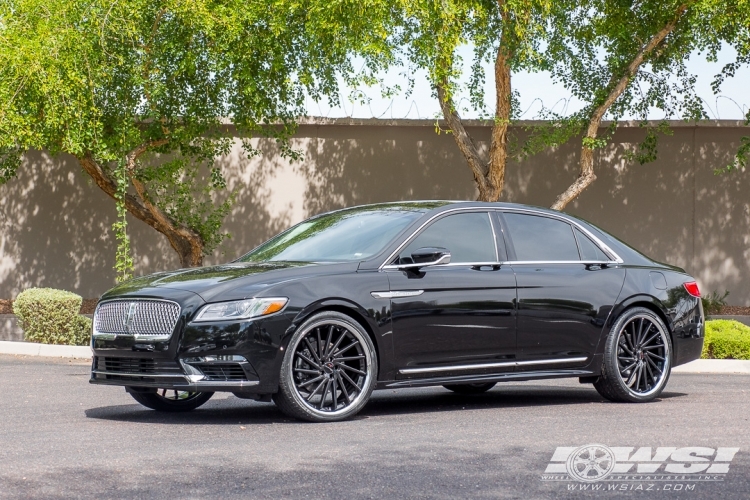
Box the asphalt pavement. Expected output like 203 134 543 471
1 354 749 499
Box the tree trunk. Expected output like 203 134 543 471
551 4 689 211
435 1 514 202
76 145 205 268
486 1 513 202
172 232 204 268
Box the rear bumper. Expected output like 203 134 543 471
671 297 705 367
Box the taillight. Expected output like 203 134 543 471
684 281 701 298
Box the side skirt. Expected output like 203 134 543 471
377 368 596 389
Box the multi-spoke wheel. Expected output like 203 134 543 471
128 388 214 412
443 382 496 394
273 311 377 422
594 307 672 402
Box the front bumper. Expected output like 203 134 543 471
90 306 294 394
90 354 263 393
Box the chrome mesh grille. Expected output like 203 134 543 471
94 300 180 336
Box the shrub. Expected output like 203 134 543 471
702 289 729 316
12 288 92 346
702 320 750 360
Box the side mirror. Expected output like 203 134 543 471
397 247 451 270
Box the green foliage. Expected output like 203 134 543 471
702 289 730 316
113 160 134 282
622 122 674 165
0 0 394 269
702 320 750 360
530 0 714 159
394 0 551 116
714 114 750 174
12 288 92 346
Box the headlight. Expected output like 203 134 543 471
193 297 288 322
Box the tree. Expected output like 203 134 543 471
377 1 721 208
710 0 750 171
0 0 392 278
540 0 715 210
395 0 552 202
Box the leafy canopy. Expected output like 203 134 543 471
0 0 396 275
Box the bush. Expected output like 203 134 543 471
702 289 729 316
702 320 750 360
12 288 92 346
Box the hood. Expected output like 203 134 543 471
102 261 359 302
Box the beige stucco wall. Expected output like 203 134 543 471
1 119 748 303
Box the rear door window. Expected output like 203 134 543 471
503 213 580 261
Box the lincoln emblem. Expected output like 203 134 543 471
123 303 137 334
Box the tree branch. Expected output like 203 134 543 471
77 152 161 229
124 139 176 236
77 141 204 265
551 3 689 210
436 81 489 197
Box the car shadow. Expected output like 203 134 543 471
84 384 688 425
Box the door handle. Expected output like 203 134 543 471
471 264 501 271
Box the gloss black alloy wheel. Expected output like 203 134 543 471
273 311 377 422
128 389 214 412
443 382 497 394
594 307 672 402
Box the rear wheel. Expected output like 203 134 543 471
594 307 672 402
273 311 377 422
128 389 214 412
443 382 496 394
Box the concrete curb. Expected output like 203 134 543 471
673 359 750 374
0 341 91 359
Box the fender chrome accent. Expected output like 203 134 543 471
399 356 589 374
371 290 424 299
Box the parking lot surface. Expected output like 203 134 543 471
1 354 748 499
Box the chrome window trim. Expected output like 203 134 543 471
487 212 500 262
93 297 182 341
382 260 615 271
499 208 623 264
381 261 503 271
378 206 623 270
505 260 613 265
378 207 501 270
399 356 589 374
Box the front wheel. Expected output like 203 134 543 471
443 382 496 394
273 311 378 422
594 307 672 402
128 389 214 412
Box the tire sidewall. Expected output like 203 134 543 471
279 311 378 422
130 390 214 412
604 307 672 402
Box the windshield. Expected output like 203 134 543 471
238 206 427 263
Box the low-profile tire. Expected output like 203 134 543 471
273 311 378 422
594 307 672 403
443 382 496 394
128 389 214 412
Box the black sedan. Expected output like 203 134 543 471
90 201 704 422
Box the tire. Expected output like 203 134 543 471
273 311 378 422
129 389 214 412
594 307 672 403
443 382 496 394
